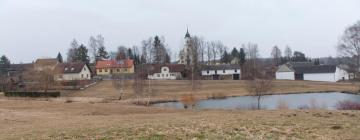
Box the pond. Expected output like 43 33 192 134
152 92 360 110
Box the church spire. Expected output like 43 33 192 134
185 27 191 38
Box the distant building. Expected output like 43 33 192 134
275 62 350 82
95 59 134 76
146 64 186 80
54 62 91 81
34 58 60 71
201 65 241 80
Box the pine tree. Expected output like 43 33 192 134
127 48 134 60
76 44 90 64
0 55 10 65
230 48 239 60
97 46 109 61
57 52 63 63
221 50 231 64
239 48 246 65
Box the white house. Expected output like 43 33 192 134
276 62 350 82
201 65 241 80
147 64 185 80
54 62 91 81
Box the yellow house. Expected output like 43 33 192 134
95 59 134 75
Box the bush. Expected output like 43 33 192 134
336 100 360 110
4 91 60 98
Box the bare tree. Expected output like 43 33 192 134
88 36 98 63
24 67 56 92
67 39 79 62
244 43 259 79
246 78 273 110
133 64 145 104
284 45 292 61
271 45 282 65
206 42 213 65
337 21 360 76
112 74 128 100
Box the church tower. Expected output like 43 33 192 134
179 28 193 65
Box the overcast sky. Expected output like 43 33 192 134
1 0 360 63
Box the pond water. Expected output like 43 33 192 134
153 92 360 110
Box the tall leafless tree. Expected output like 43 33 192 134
88 36 98 63
112 74 128 100
284 45 292 61
337 21 360 77
271 46 282 66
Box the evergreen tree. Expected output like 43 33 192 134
221 50 231 64
293 51 306 62
239 48 246 65
97 46 109 60
127 48 134 59
76 44 90 64
0 55 10 65
56 52 63 63
230 47 239 60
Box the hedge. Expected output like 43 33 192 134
4 91 60 98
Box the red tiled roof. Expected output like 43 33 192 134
95 59 134 69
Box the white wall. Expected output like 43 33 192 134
275 72 295 80
303 73 335 82
148 66 182 80
201 69 240 76
335 67 350 81
55 65 91 81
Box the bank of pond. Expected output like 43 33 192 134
153 92 360 110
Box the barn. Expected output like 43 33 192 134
201 65 241 80
276 62 350 82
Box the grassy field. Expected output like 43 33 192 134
65 80 359 101
0 80 359 139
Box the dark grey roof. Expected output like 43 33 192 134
202 65 240 70
288 62 314 67
56 62 88 74
293 65 336 74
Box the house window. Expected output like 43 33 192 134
84 67 86 71
117 69 120 72
223 70 225 73
215 70 217 74
207 70 209 74
105 69 108 72
125 69 127 72
162 74 164 77
81 74 84 78
99 69 102 72
157 74 160 77
235 69 237 73
166 74 168 77
87 74 89 78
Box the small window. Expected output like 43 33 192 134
125 69 127 72
84 67 86 71
166 74 168 77
105 69 108 72
207 70 209 74
235 69 237 73
162 74 164 77
117 69 120 72
223 70 225 73
81 74 84 78
163 68 167 71
215 70 217 74
157 74 160 77
99 69 102 72
87 74 89 78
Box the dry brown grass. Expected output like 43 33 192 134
0 99 359 139
0 80 359 139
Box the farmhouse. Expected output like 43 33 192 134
54 62 91 81
201 65 241 80
275 62 350 82
146 64 186 80
95 59 134 76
